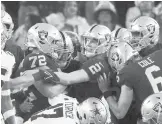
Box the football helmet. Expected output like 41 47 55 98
111 28 133 44
63 31 81 57
129 16 160 51
63 31 80 44
77 97 108 124
108 42 140 72
1 11 14 49
56 31 74 69
25 23 63 60
141 93 162 124
81 24 111 58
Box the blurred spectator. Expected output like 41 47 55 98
18 1 40 26
45 1 90 35
155 2 162 43
13 13 42 50
94 1 121 31
126 1 155 28
84 1 99 25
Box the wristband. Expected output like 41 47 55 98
1 89 11 96
3 108 16 120
103 90 113 99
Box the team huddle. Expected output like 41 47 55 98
1 7 162 124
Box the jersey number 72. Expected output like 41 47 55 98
29 55 47 68
145 65 162 93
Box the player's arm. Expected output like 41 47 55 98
7 69 39 90
49 58 108 85
98 70 134 119
8 66 53 89
40 58 107 85
105 85 133 119
54 69 90 85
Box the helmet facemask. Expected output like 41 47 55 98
54 47 73 69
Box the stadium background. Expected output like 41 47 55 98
2 1 161 30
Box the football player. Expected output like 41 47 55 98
97 18 162 122
1 11 16 124
129 16 162 57
141 93 162 124
24 97 108 124
53 25 112 101
15 23 74 122
111 28 145 124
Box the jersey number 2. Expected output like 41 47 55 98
145 65 162 93
89 62 103 75
29 55 47 68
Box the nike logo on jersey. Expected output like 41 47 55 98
44 71 53 80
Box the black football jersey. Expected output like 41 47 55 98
18 52 59 121
117 50 162 112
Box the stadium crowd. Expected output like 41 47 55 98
1 1 162 124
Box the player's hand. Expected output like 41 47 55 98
19 98 34 113
39 69 60 85
97 72 111 93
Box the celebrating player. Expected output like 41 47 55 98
24 97 108 124
14 23 84 122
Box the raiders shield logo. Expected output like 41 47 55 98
153 102 162 113
147 24 155 34
111 52 119 61
38 30 48 40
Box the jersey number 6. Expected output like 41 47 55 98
29 55 47 68
145 65 162 93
